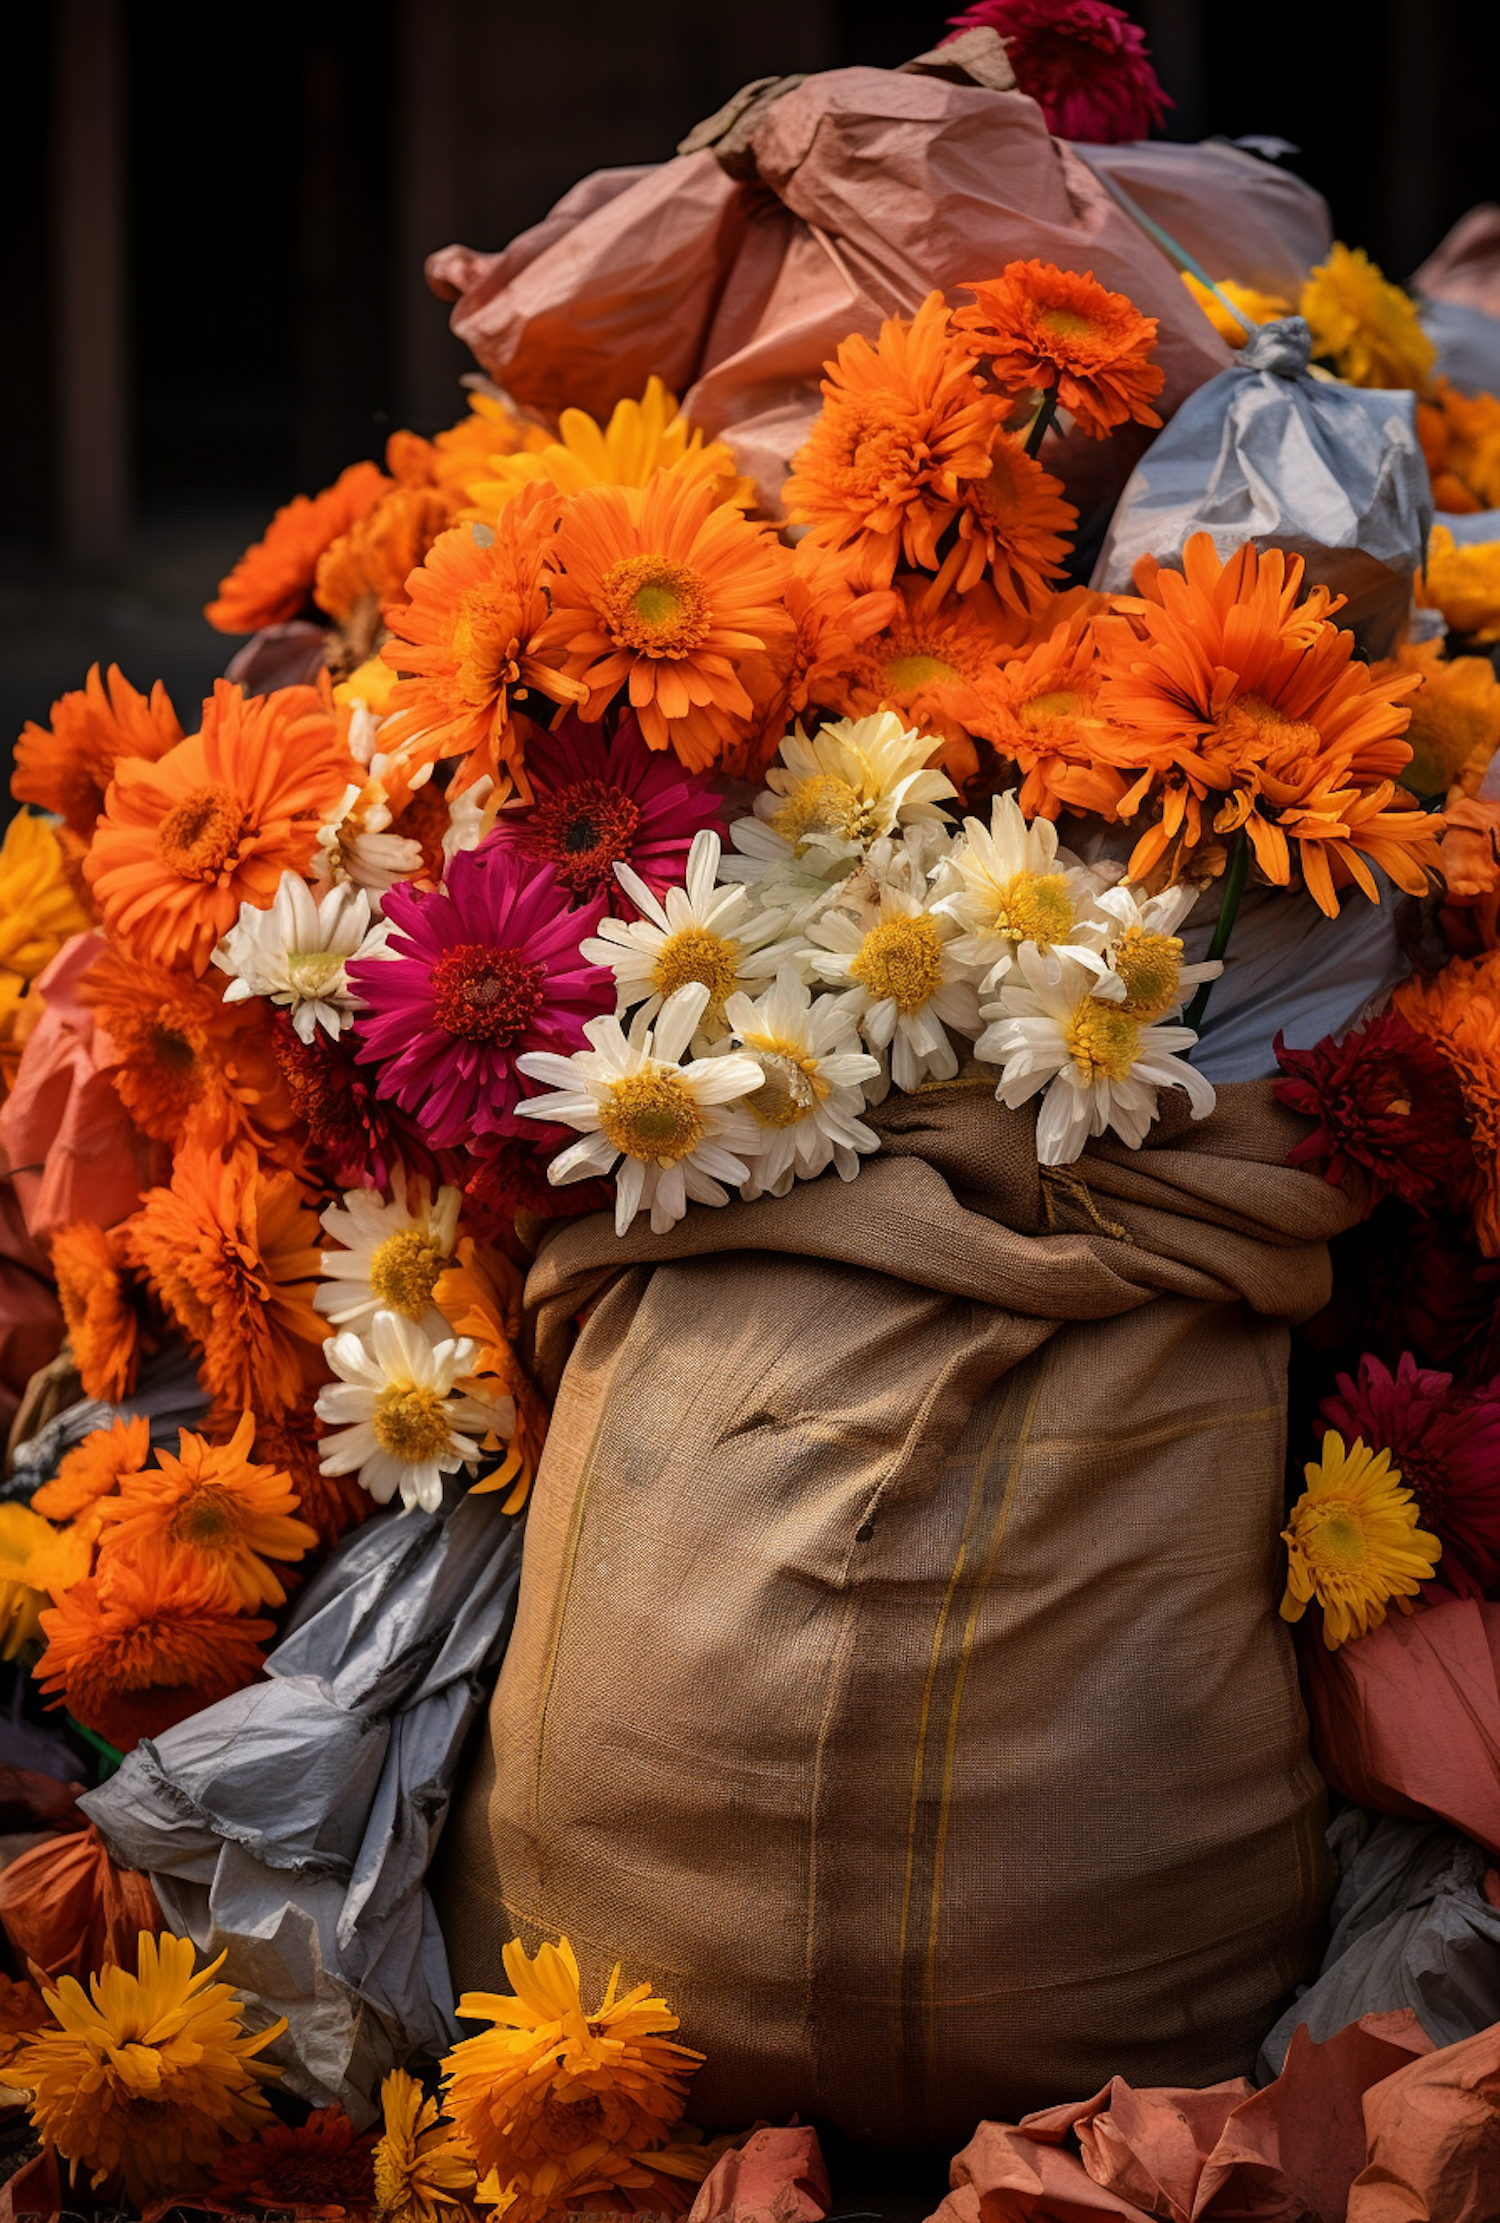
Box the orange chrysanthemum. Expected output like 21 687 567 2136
784 292 1005 585
1418 528 1500 647
729 542 899 779
928 429 1077 606
48 1222 153 1406
379 488 586 796
216 1401 368 1550
954 260 1165 440
13 664 183 842
434 1239 549 1514
1381 637 1500 800
84 681 355 974
1094 534 1436 910
124 1140 326 1421
425 391 553 500
206 461 389 633
314 481 464 632
1424 379 1500 512
95 1413 319 1611
33 1414 151 1526
35 1542 275 1750
535 464 795 771
984 618 1131 821
81 942 300 1160
1396 952 1500 1255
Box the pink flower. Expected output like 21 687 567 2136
944 0 1171 142
483 710 726 915
350 848 612 1149
1319 1351 1500 1600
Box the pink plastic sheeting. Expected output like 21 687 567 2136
1414 203 1500 317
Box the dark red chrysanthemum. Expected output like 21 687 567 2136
210 2104 377 2212
483 709 726 914
460 1125 612 1253
1319 1351 1500 1599
944 0 1171 142
1273 1012 1474 1215
1302 1205 1500 1380
270 1012 432 1192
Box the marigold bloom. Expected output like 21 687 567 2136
217 1400 368 1551
34 1414 151 1525
463 375 750 521
945 0 1171 141
15 1932 285 2205
1320 1352 1500 1602
1095 535 1434 908
441 1936 706 2208
85 681 355 974
314 482 463 631
1417 527 1500 646
95 1413 318 1611
211 2103 376 2211
124 1140 326 1418
1382 637 1500 798
1180 273 1291 349
1299 244 1436 393
373 2068 478 2222
1280 1430 1441 1649
784 292 1004 585
36 1543 276 1749
0 1505 72 1660
0 812 90 982
536 465 795 770
206 459 389 632
434 1238 549 1513
49 1220 152 1405
1273 1011 1473 1216
1396 951 1500 1255
955 261 1164 440
13 663 183 840
930 430 1077 609
1421 378 1500 512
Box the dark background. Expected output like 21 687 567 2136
3 0 1497 771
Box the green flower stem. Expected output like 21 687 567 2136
1024 388 1060 458
1184 832 1250 1037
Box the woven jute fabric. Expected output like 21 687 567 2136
434 1081 1359 2146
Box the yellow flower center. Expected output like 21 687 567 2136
1217 692 1324 777
373 1384 453 1464
851 912 945 1013
1064 996 1141 1084
156 785 246 880
1305 1503 1371 1570
980 870 1076 951
600 555 711 658
168 1488 240 1551
452 589 521 708
885 651 961 691
1112 925 1184 1022
597 1068 706 1166
770 774 868 853
649 926 741 1012
285 949 348 1000
1038 305 1096 341
369 1228 445 1321
1020 689 1082 728
743 1040 829 1129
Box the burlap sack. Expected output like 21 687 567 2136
435 1081 1358 2147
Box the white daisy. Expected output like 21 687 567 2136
515 981 766 1236
1070 881 1223 1021
315 1179 463 1339
443 774 497 866
722 967 882 1199
312 777 424 913
211 870 391 1043
974 943 1216 1166
931 790 1109 994
581 829 807 1040
316 1308 514 1513
806 874 981 1094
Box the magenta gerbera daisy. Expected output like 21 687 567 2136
483 710 726 915
349 848 612 1149
1319 1351 1500 1600
944 0 1171 143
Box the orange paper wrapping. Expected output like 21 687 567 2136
0 1181 63 1440
0 1821 161 1985
686 2128 830 2223
1414 203 1500 319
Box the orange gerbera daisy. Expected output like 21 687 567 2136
85 681 355 974
1095 535 1434 909
94 1414 318 1611
784 292 1004 585
730 542 899 779
1397 951 1500 1254
218 1401 367 1550
33 1414 151 1526
434 1238 549 1513
35 1542 275 1751
81 943 299 1160
985 619 1130 821
13 663 183 842
928 429 1077 606
379 487 586 796
954 261 1165 441
124 1140 326 1420
535 463 795 770
206 460 390 633
808 575 1032 785
48 1222 153 1405
314 481 464 637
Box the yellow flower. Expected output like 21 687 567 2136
462 377 749 521
427 392 552 498
1419 527 1500 646
1299 243 1435 392
15 1930 286 2206
1280 1431 1442 1650
441 1936 707 2212
334 654 400 714
374 2067 478 2222
0 1503 89 1660
0 812 89 982
0 972 41 1095
1385 637 1500 797
1180 272 1291 349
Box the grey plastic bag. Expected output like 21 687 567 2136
1092 317 1432 656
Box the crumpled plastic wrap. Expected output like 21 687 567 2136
1259 1810 1500 2079
82 1486 525 2127
1091 317 1432 655
1070 138 1332 299
1421 298 1500 401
